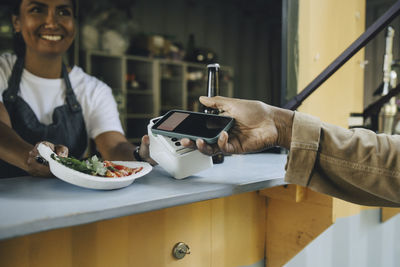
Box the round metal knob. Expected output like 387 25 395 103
172 242 190 259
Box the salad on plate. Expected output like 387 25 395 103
37 143 152 190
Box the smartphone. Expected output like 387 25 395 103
151 110 234 144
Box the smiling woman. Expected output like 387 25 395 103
11 0 77 59
0 0 155 179
11 0 76 77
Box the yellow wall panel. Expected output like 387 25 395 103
381 207 400 222
262 185 333 267
71 223 98 267
220 192 266 267
298 0 365 127
265 196 332 267
0 228 73 267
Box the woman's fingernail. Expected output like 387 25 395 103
220 132 226 141
196 139 203 147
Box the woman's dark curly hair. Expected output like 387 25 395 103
11 0 77 57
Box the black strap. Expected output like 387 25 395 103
2 57 24 103
62 64 81 113
283 0 400 110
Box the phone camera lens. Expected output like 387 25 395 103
175 142 181 146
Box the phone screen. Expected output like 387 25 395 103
152 110 233 140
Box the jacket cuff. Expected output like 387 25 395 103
284 111 322 186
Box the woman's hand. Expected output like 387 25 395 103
94 131 157 165
138 135 157 166
26 141 69 177
181 96 294 156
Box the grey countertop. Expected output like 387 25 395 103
0 153 287 240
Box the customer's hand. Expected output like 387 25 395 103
27 141 69 177
181 96 294 156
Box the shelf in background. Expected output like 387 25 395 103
161 77 183 82
128 137 142 144
82 50 233 143
161 105 183 111
0 32 12 39
126 113 155 119
127 89 153 95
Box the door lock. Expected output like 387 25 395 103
172 242 190 259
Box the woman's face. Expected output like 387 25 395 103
12 0 75 57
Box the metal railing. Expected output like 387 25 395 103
283 0 400 111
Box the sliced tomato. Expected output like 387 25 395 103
104 162 143 178
113 164 126 170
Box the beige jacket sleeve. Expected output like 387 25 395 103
285 111 400 207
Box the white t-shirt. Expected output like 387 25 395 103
0 53 124 139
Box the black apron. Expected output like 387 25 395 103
1 57 87 178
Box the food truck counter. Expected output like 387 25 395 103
0 153 287 241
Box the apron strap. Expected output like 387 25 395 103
2 57 24 103
62 64 82 113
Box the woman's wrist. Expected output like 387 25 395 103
133 145 143 161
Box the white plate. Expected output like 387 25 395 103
37 143 152 190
